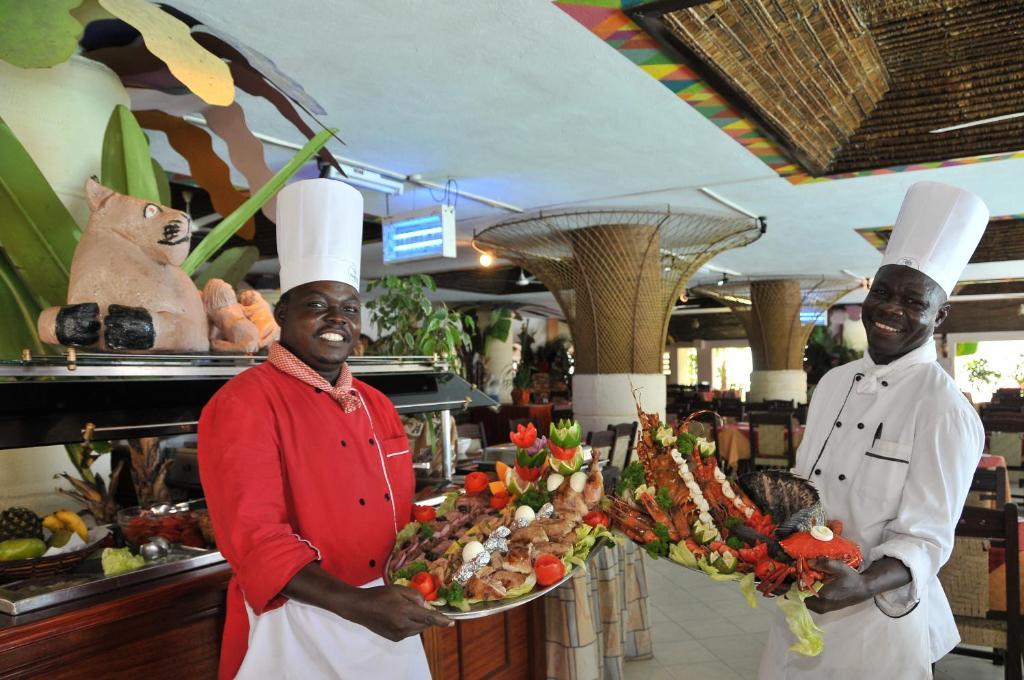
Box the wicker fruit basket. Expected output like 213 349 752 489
0 529 113 584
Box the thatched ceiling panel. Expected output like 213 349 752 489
662 0 888 175
856 218 1024 264
644 0 1024 175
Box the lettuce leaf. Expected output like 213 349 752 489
776 583 825 657
435 492 459 518
392 521 420 553
739 572 758 609
505 572 538 599
668 540 698 569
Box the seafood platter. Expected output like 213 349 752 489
609 405 864 656
386 419 615 619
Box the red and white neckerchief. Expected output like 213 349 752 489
267 342 361 413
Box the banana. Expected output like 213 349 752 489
42 514 64 532
55 509 88 542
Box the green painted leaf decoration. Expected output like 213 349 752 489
0 250 46 358
101 105 160 203
0 113 80 308
151 158 171 206
0 0 84 69
181 128 334 275
193 245 259 289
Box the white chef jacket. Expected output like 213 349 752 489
758 341 984 679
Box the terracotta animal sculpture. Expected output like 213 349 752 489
37 179 209 352
203 278 261 353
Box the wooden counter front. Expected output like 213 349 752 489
0 564 231 680
423 599 546 680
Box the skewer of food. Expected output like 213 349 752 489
387 420 615 616
608 403 863 656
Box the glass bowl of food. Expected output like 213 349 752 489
116 501 208 549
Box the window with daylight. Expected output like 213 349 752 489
711 346 753 398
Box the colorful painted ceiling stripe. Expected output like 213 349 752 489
555 0 1024 185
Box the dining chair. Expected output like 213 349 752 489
714 398 744 420
969 466 1009 509
587 429 618 494
940 503 1022 680
455 422 487 456
747 411 796 471
606 421 639 471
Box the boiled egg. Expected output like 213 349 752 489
547 473 565 492
514 505 536 525
810 525 834 542
569 471 588 493
462 540 486 563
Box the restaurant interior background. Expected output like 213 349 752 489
1 1 1023 678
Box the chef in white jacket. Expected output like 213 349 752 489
758 181 989 679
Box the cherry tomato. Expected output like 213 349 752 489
534 553 565 587
409 571 440 601
464 472 489 495
489 492 511 510
582 510 609 529
413 505 436 523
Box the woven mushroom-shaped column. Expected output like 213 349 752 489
694 277 861 403
474 208 761 434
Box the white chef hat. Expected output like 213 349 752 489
276 178 363 294
880 181 989 296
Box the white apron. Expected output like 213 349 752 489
235 578 431 680
757 342 984 679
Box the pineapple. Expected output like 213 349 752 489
0 507 44 541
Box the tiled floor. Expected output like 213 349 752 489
625 554 1009 680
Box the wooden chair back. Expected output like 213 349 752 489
948 503 1022 679
748 411 796 469
970 467 1009 508
606 421 639 470
456 422 487 455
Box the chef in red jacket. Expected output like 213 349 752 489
199 178 450 679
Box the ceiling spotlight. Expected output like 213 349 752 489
515 268 537 287
479 252 494 267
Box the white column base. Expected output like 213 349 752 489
571 373 666 437
747 370 808 405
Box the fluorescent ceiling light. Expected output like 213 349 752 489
930 112 1024 134
322 162 404 195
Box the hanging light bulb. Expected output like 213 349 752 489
479 252 494 267
716 274 728 287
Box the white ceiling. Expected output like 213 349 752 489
153 0 1024 305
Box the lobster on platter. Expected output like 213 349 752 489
608 402 862 595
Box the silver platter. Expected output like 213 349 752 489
385 537 612 621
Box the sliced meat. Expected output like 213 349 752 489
501 543 534 574
493 570 528 591
510 524 548 545
532 541 571 558
535 518 576 542
466 574 506 601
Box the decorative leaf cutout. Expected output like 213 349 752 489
226 61 341 172
181 129 334 275
203 102 276 221
97 0 233 106
0 0 83 69
100 104 160 202
0 113 80 308
0 251 46 358
192 245 259 289
192 28 326 116
151 158 171 205
134 110 254 238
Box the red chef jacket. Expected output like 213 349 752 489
198 358 414 679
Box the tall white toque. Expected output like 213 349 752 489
880 181 989 296
276 178 364 294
